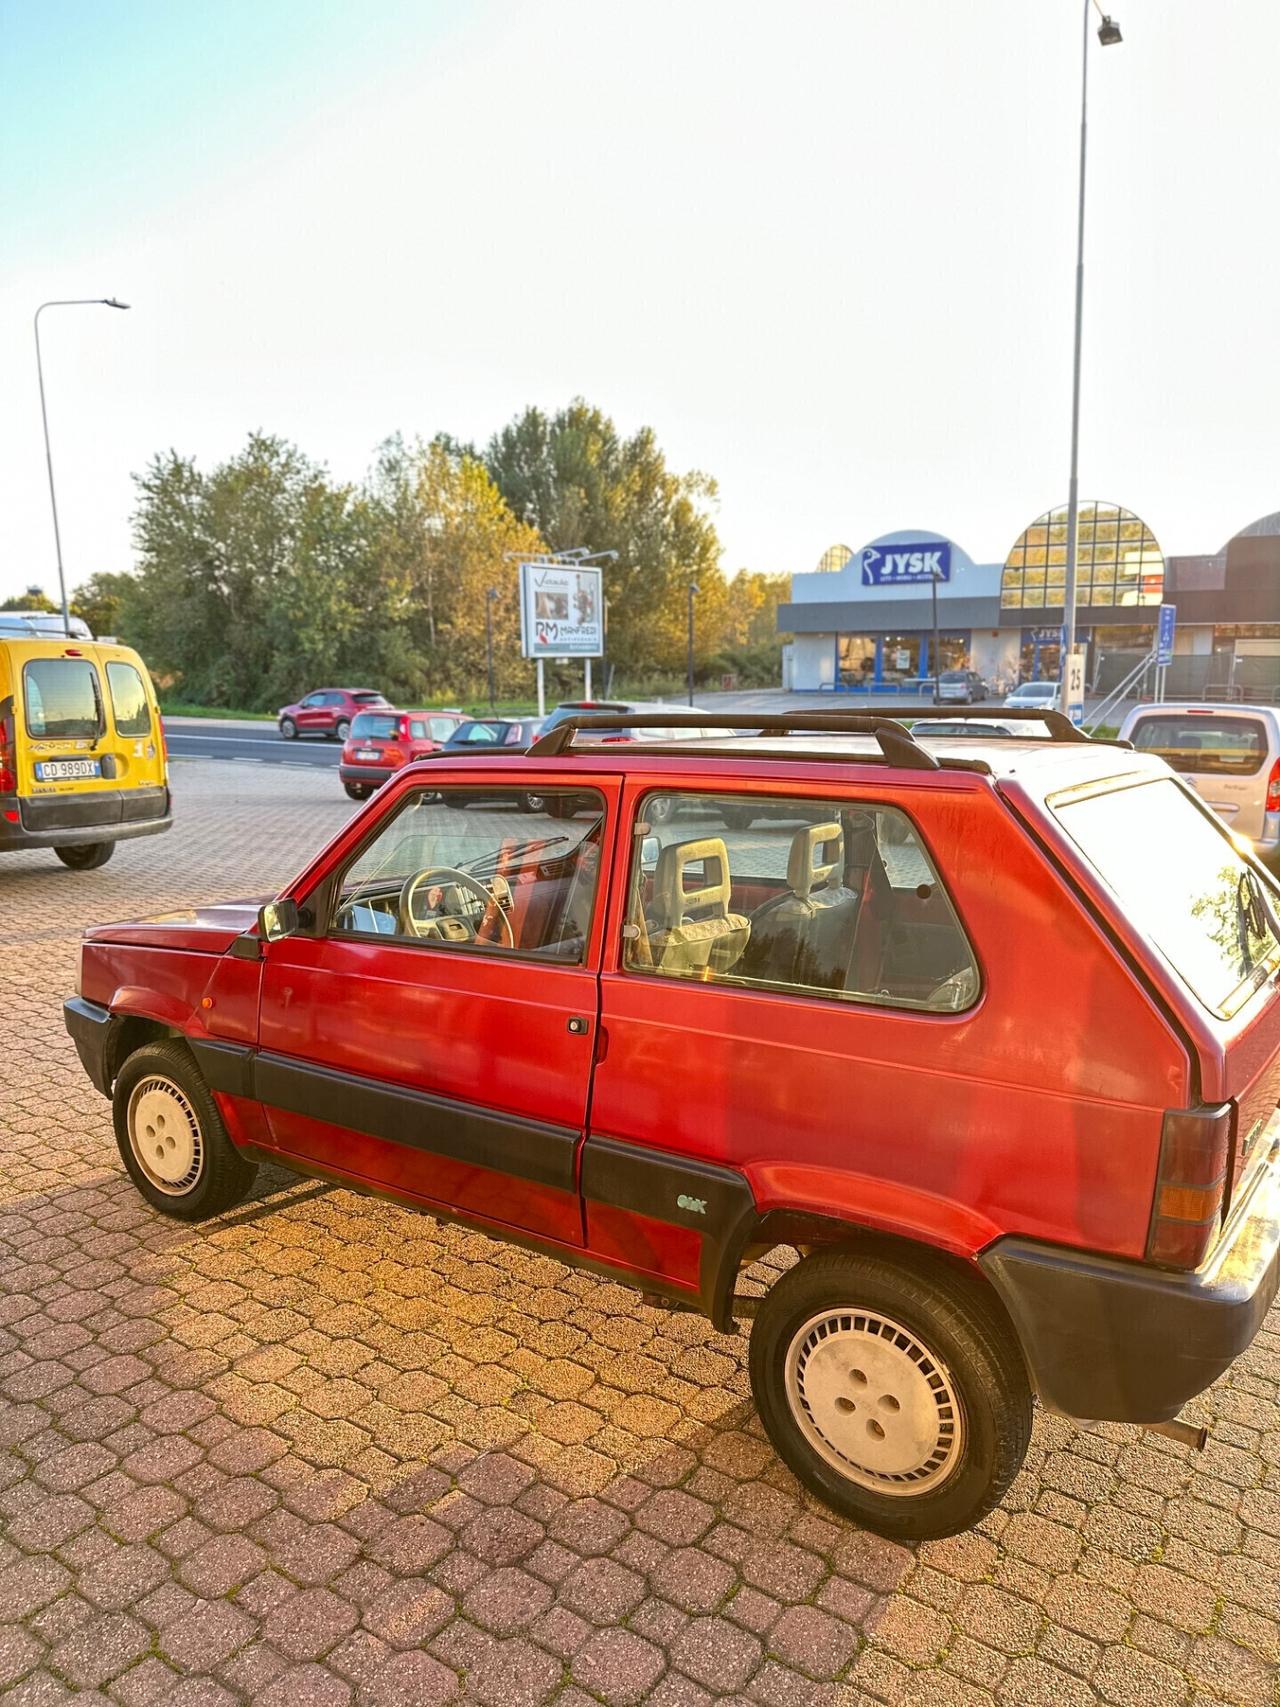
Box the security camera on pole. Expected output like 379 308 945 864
507 547 616 717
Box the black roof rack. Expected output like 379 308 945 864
526 704 1113 771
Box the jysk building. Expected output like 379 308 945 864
778 506 1280 698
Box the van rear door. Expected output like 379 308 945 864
1125 708 1275 843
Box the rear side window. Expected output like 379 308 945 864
105 662 152 736
1128 714 1266 777
22 659 103 738
1054 776 1280 1018
624 792 978 1012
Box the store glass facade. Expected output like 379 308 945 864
1001 503 1164 611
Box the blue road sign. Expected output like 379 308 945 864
1156 603 1176 667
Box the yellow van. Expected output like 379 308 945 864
0 633 171 870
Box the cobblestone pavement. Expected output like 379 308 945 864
2 761 1277 1706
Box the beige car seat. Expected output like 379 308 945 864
740 822 860 989
646 838 751 976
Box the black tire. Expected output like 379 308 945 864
333 719 351 741
720 805 755 832
344 782 371 801
112 1040 258 1222
748 1247 1032 1541
647 795 676 826
520 792 546 814
279 717 297 739
55 842 115 871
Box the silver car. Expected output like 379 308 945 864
1004 680 1060 712
1117 702 1280 865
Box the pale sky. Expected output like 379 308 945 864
2 0 1277 608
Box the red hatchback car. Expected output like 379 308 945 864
277 688 389 742
64 709 1280 1538
339 707 466 800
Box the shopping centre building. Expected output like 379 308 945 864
777 505 1280 698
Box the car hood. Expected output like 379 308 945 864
83 898 266 953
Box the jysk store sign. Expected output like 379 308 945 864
860 542 952 587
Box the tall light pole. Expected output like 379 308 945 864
687 580 699 706
485 587 498 709
1062 6 1122 707
34 297 130 636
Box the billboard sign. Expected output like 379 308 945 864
860 541 952 588
519 561 604 659
1156 603 1177 667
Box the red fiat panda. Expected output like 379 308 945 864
64 709 1280 1539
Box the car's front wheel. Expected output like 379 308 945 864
55 842 115 871
720 805 755 832
279 717 297 740
113 1040 258 1221
749 1247 1031 1540
520 792 547 814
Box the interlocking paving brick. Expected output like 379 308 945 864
0 761 1275 1707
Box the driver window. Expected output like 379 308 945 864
332 787 606 963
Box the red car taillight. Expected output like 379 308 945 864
1146 1103 1233 1269
1265 759 1280 813
0 708 15 793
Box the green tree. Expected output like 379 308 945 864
484 400 726 677
1 585 57 612
71 571 134 639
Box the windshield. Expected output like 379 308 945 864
939 672 967 683
449 720 507 745
1012 685 1054 701
351 713 400 740
1054 776 1280 1019
1128 714 1266 777
541 703 627 732
352 692 388 705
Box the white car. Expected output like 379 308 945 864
1117 702 1280 867
1004 681 1060 711
921 717 1054 739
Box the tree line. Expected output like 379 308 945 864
13 400 791 712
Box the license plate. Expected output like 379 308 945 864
35 759 101 781
356 749 379 760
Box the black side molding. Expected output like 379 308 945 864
581 1136 757 1331
187 1038 256 1099
254 1052 579 1194
63 997 115 1097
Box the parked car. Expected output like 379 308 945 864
439 717 546 810
1004 680 1060 711
64 712 1280 1539
339 708 467 800
919 718 1054 739
544 702 734 821
936 669 988 704
278 688 389 741
1117 702 1280 867
0 631 170 870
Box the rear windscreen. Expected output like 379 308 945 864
1128 714 1266 776
351 713 399 739
1054 776 1280 1018
22 658 103 739
106 662 152 736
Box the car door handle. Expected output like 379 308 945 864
566 1016 589 1035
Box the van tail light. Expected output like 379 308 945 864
1265 759 1280 813
0 708 15 793
1146 1103 1233 1269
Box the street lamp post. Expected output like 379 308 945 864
34 297 130 636
485 588 498 709
687 580 699 706
930 569 942 703
1062 6 1122 712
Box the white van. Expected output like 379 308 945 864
1117 702 1280 866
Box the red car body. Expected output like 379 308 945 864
338 708 466 799
64 715 1280 1537
277 688 389 741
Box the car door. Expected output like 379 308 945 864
255 776 619 1244
295 692 327 735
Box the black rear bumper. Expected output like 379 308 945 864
1 787 171 851
980 1161 1280 1422
338 766 393 787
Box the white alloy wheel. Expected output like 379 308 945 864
127 1075 204 1196
784 1307 965 1495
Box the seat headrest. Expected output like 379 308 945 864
788 822 844 899
652 838 733 929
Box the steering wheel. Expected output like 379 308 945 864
398 865 515 946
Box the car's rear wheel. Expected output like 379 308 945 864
520 792 547 814
55 842 115 871
344 782 371 801
113 1040 257 1221
279 717 297 740
720 805 755 832
334 718 351 741
749 1248 1031 1540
